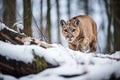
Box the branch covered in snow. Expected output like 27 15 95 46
0 22 52 48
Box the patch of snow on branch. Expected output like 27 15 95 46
0 22 18 33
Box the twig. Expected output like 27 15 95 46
95 55 120 61
31 13 47 42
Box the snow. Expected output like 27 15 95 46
12 22 24 33
0 23 120 80
0 41 34 63
0 22 18 33
0 40 120 80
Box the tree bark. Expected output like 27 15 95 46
23 0 32 36
84 0 89 15
104 0 112 53
56 0 60 43
3 0 16 27
40 0 44 41
111 0 120 51
67 0 71 19
46 0 51 43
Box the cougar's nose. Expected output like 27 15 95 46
66 35 73 41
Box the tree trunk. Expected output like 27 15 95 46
56 0 60 43
23 0 32 36
104 0 112 53
84 0 89 15
40 0 44 40
67 0 71 19
46 0 51 43
111 0 120 51
3 0 16 27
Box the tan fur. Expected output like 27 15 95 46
60 15 97 52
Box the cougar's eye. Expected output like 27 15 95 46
72 29 75 32
64 29 68 32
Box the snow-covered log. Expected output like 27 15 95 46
0 22 52 48
0 54 50 77
0 22 120 80
0 22 54 77
0 46 51 77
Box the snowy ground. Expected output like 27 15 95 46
0 41 120 80
0 22 120 80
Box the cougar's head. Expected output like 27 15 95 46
60 19 80 43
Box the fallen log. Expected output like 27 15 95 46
0 54 51 77
0 27 52 48
0 23 53 77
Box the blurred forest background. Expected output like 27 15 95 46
0 0 120 54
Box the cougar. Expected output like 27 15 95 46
60 15 97 52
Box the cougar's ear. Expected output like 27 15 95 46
60 20 66 27
74 19 80 26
